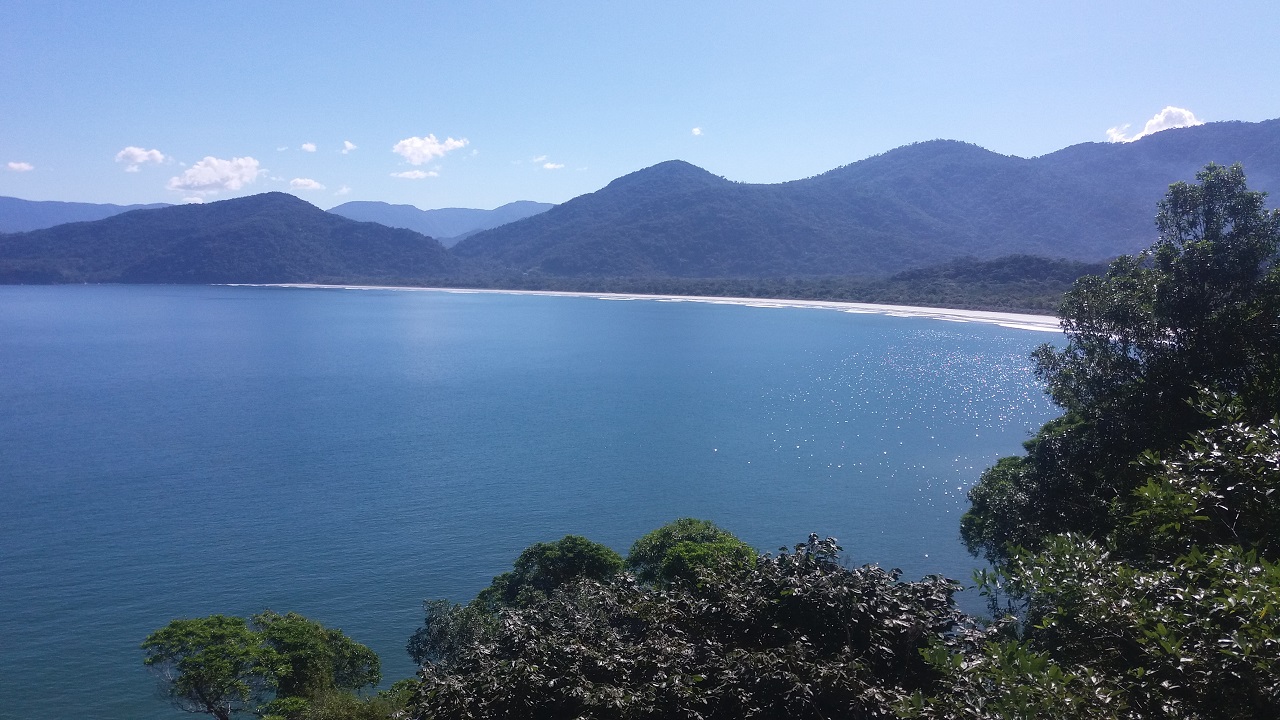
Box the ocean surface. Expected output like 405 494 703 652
0 284 1061 719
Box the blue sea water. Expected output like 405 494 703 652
0 284 1061 719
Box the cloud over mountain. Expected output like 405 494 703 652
115 146 168 172
167 156 262 194
1107 106 1204 143
393 134 468 165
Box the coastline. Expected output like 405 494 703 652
225 283 1063 333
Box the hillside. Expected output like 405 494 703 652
0 192 456 284
0 196 171 233
328 200 554 246
454 119 1280 276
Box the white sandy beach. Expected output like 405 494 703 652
228 284 1063 333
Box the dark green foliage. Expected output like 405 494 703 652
962 163 1280 562
406 600 496 668
411 534 965 720
473 535 624 610
625 517 755 584
925 163 1280 719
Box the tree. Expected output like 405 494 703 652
625 517 755 584
962 163 1280 562
143 612 383 720
412 532 965 720
915 165 1280 719
253 611 381 700
473 534 624 609
141 615 282 720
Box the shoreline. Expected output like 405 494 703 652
225 283 1063 333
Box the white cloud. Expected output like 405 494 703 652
7 161 34 172
1106 106 1204 143
531 155 548 162
542 162 564 170
341 140 357 154
691 127 703 136
115 146 168 172
334 185 352 196
289 178 325 191
390 170 438 179
393 134 468 165
277 146 289 152
167 156 262 194
182 196 205 204
301 142 317 152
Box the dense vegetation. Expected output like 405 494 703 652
145 163 1279 718
0 192 456 284
453 120 1280 277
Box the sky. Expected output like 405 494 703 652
2 1 1278 211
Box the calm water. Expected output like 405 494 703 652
0 285 1060 719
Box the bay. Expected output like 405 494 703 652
0 284 1060 719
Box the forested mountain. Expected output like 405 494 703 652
328 200 554 246
0 196 171 233
0 192 456 284
454 119 1280 276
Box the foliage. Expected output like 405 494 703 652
625 517 755 584
406 600 495 668
962 163 1280 562
261 681 417 720
253 610 381 700
410 533 965 720
144 612 385 720
141 615 282 720
930 164 1280 718
473 534 624 610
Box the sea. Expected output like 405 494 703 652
0 284 1061 719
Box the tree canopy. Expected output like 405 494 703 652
625 517 755 584
961 162 1280 562
411 534 964 720
143 611 384 720
142 615 282 720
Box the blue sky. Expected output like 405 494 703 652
2 1 1278 210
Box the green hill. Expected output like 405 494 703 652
453 120 1280 277
0 192 456 284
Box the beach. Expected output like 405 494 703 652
231 284 1064 333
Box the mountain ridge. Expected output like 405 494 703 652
0 192 456 284
452 119 1280 277
327 199 554 246
0 196 172 233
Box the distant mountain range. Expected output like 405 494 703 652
452 119 1280 276
0 192 455 284
0 195 553 241
327 200 554 246
0 197 172 233
2 119 1278 289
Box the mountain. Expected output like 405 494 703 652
328 200 554 246
0 192 456 284
453 119 1280 277
0 196 171 233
